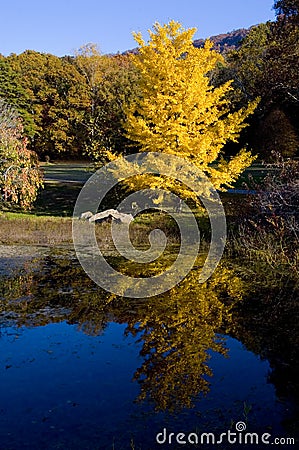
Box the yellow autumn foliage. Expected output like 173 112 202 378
118 21 258 192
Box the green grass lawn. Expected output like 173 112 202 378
34 182 83 216
233 163 279 189
0 161 277 245
2 161 270 221
41 162 94 183
41 161 278 191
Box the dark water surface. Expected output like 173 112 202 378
0 246 298 449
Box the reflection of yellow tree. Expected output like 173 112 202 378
0 252 245 411
122 263 245 411
62 257 244 411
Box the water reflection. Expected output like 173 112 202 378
126 267 244 411
231 281 299 436
0 246 298 435
0 247 245 411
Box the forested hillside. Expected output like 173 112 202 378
193 27 250 52
0 0 298 162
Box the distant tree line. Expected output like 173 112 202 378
0 0 298 165
0 45 140 162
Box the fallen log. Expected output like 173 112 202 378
80 209 133 224
80 211 94 220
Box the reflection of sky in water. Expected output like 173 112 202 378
0 246 297 449
0 322 284 449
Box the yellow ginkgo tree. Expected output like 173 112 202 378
119 21 258 192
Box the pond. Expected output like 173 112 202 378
0 246 298 449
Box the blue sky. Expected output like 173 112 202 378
1 0 275 56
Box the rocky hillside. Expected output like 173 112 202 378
123 27 251 55
193 27 251 52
